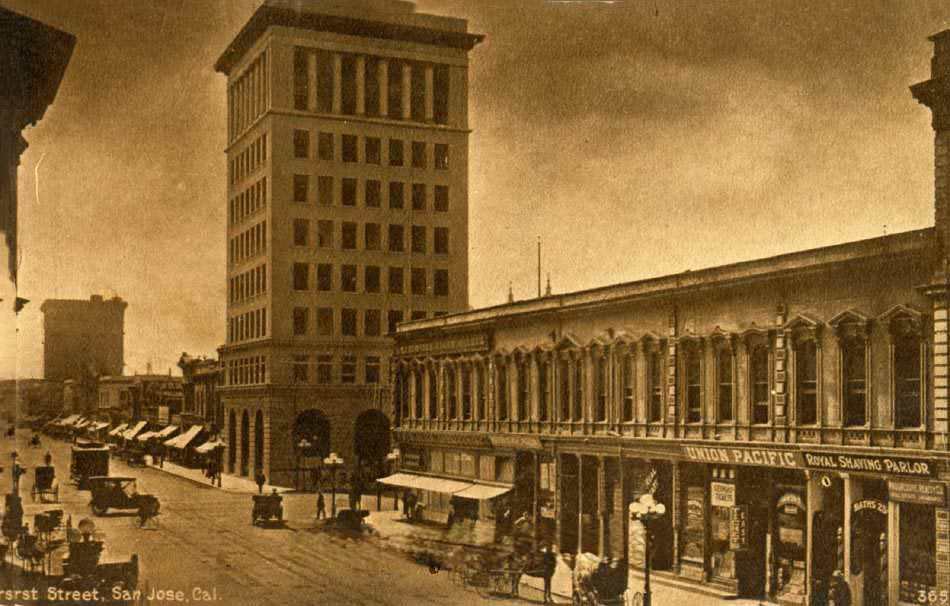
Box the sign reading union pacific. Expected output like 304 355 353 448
802 452 936 478
682 446 803 468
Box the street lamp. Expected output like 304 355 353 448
630 493 666 606
323 452 344 518
384 448 400 511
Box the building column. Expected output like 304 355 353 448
377 58 388 117
332 53 342 114
401 62 412 120
307 51 317 112
355 55 366 115
424 64 434 122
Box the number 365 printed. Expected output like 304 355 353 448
917 590 950 604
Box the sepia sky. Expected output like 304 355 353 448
4 0 950 380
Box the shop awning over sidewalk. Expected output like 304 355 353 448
453 483 512 500
165 425 202 449
108 423 128 437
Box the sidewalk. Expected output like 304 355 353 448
143 457 291 495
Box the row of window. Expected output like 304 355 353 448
292 219 450 254
226 356 266 386
396 326 924 429
292 353 382 385
292 48 450 124
292 175 450 211
291 262 451 297
293 130 450 170
228 264 266 306
227 306 267 344
229 177 267 226
229 132 267 186
228 221 266 266
229 49 269 142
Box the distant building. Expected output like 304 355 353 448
214 0 482 485
178 353 223 433
40 295 127 382
0 6 75 294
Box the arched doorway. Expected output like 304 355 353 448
353 410 390 471
240 410 249 476
254 410 264 476
228 410 236 473
293 409 331 458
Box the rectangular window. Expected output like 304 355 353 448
293 175 308 203
293 129 310 158
718 349 734 422
412 183 426 211
293 218 309 246
341 309 357 336
685 348 702 423
433 65 449 124
342 134 358 162
895 335 922 428
388 224 404 252
751 345 770 424
293 263 309 291
293 307 308 335
317 220 333 248
341 355 356 383
434 269 449 297
316 307 333 336
622 354 634 422
365 309 381 337
649 350 662 422
411 141 426 168
365 180 381 208
293 355 309 383
796 340 818 425
317 263 332 291
388 267 404 294
318 176 333 206
434 227 449 254
411 268 426 295
389 139 404 166
342 178 357 207
842 338 867 427
434 185 449 212
365 137 381 164
341 222 357 249
317 354 333 384
411 225 426 253
434 143 449 170
365 265 381 293
365 223 381 250
389 182 404 209
366 356 380 384
387 309 404 334
318 132 334 161
341 265 357 292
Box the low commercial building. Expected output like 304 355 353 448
388 29 950 606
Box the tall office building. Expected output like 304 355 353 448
214 0 482 485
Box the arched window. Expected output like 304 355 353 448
750 345 770 425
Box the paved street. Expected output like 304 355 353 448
3 431 527 606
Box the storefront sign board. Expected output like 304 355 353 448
711 482 736 507
889 480 946 506
802 451 936 478
681 445 802 468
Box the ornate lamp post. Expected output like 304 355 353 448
384 448 400 511
323 452 344 518
630 493 666 606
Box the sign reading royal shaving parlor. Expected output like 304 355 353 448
802 451 936 478
681 445 803 468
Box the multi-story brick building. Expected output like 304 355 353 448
214 0 482 486
388 29 950 606
40 295 127 382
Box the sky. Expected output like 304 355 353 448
3 0 950 380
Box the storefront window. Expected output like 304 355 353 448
899 503 936 603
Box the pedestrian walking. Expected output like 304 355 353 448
316 492 326 520
255 471 266 494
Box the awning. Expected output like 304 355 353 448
377 473 473 495
453 483 513 501
122 421 147 440
108 423 128 437
195 439 226 454
165 425 202 449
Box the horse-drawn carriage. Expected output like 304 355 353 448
70 443 109 490
571 553 628 606
32 465 59 503
251 491 284 526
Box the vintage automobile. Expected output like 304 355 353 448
87 476 160 523
32 465 59 502
251 491 284 526
70 443 109 490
